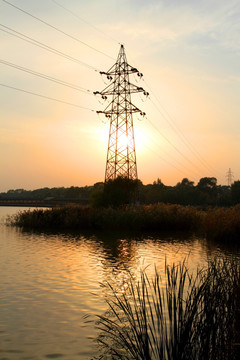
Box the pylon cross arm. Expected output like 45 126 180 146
100 65 139 76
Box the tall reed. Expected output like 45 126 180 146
94 258 240 359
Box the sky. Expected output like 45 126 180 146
1 0 240 191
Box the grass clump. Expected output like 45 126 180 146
94 258 240 360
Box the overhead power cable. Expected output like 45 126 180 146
144 142 197 182
143 79 218 176
0 83 95 111
148 95 221 178
2 0 114 60
149 97 212 171
50 0 120 45
125 51 218 177
0 59 93 94
141 121 201 178
146 116 206 177
0 24 99 71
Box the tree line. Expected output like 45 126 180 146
1 177 240 207
139 177 240 206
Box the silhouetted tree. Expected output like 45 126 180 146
197 177 217 192
174 178 196 205
231 181 240 204
153 178 165 187
103 176 139 207
177 178 194 188
90 177 139 207
197 177 218 205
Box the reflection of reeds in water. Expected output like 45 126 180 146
95 258 240 359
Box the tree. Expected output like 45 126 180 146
231 181 240 204
171 178 195 205
153 178 165 187
197 177 218 205
91 176 139 207
177 178 194 188
197 177 217 192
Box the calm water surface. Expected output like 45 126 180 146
0 207 239 359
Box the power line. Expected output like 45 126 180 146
149 97 213 172
50 0 120 45
150 97 222 178
134 114 201 178
0 59 93 94
96 44 204 179
146 116 205 177
143 79 221 177
1 0 221 180
0 24 99 71
141 121 200 179
125 52 219 177
0 83 95 111
2 0 114 60
143 142 197 182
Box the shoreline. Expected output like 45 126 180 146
8 203 240 242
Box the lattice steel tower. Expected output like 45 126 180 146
94 45 148 182
226 168 234 186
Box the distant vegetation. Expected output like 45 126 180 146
4 176 240 241
1 177 240 207
0 185 93 201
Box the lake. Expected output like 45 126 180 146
0 206 239 359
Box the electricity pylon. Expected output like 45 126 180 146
94 44 148 182
226 168 234 186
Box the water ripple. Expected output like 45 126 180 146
0 207 239 359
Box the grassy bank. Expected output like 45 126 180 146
95 257 240 359
9 203 240 241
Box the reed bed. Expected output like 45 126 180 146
204 204 240 241
94 258 240 360
9 203 240 242
10 203 203 232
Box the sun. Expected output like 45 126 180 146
117 133 129 150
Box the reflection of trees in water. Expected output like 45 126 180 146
19 227 203 265
18 227 240 289
76 231 210 289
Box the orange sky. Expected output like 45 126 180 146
1 0 240 191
